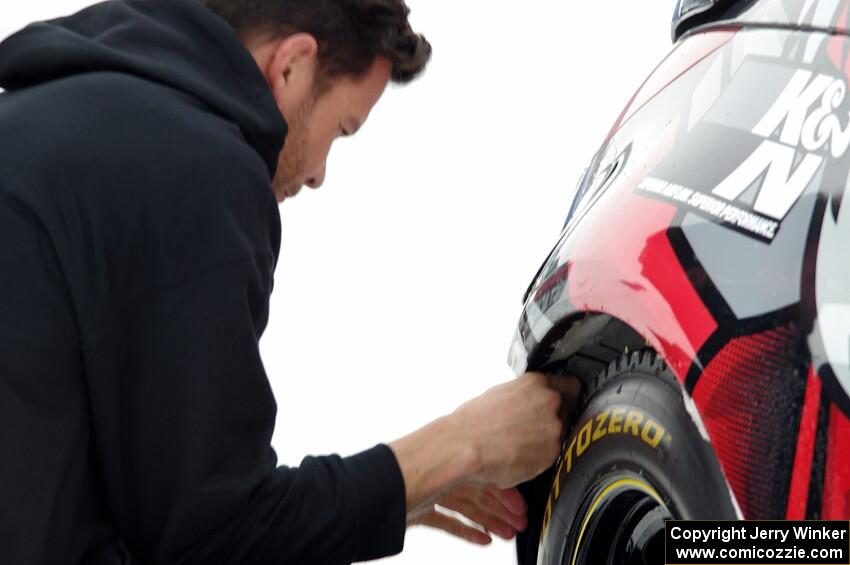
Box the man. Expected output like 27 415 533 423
0 0 569 563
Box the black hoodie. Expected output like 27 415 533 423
0 1 405 563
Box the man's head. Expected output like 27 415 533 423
202 0 431 201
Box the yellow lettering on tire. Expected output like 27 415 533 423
545 405 673 534
608 407 626 433
564 435 577 475
576 419 593 456
592 410 610 441
623 410 644 437
641 418 666 448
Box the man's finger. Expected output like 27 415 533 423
545 374 582 398
448 484 528 531
416 510 493 545
439 493 518 540
494 486 528 516
545 374 582 424
459 488 527 532
406 502 438 524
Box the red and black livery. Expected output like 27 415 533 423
511 1 850 563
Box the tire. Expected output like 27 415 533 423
532 350 738 565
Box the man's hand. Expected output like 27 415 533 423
453 372 578 488
388 372 580 518
408 484 529 545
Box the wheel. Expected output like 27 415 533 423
534 350 737 565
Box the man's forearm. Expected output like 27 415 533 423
388 414 480 518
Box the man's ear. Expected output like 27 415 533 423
264 33 320 117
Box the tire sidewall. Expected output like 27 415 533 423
539 355 737 564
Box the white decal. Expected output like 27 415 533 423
637 178 778 240
712 141 822 220
712 69 850 222
817 304 850 372
801 80 850 158
752 70 832 146
810 175 850 408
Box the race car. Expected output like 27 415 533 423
511 1 850 563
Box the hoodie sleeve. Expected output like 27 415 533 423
83 250 406 564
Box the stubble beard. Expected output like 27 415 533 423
273 94 314 202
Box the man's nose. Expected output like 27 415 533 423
305 164 326 189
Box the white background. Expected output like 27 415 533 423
2 2 674 563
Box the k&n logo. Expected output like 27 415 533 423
713 69 850 221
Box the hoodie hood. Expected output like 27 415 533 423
0 0 287 176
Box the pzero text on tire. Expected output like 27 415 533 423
538 350 737 565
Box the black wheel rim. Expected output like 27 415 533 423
564 474 673 565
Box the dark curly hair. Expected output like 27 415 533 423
202 0 431 88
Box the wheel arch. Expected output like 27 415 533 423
514 312 743 565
